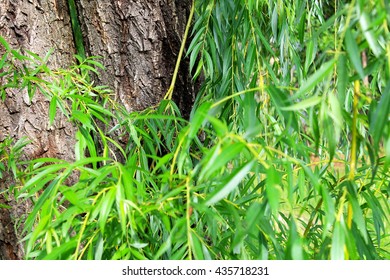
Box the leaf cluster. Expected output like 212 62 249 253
0 0 389 260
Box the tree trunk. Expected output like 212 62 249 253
77 0 194 115
0 0 193 259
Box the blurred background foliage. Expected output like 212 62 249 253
1 0 389 259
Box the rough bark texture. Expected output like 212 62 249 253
0 187 19 260
77 0 195 116
0 0 76 260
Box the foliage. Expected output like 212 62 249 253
0 0 389 259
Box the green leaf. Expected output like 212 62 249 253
192 58 203 80
359 12 382 57
42 239 78 260
271 5 278 39
347 182 368 242
337 53 348 106
11 49 30 61
281 96 322 111
321 184 335 233
292 59 335 100
20 163 68 194
72 110 93 129
189 41 203 73
266 166 281 214
370 81 390 148
345 29 365 80
286 219 304 260
153 237 171 260
94 236 104 260
199 142 245 181
0 36 11 51
208 116 229 138
331 220 345 260
128 123 141 147
188 102 211 140
118 200 127 234
328 92 344 131
157 185 186 203
79 127 97 161
0 53 8 69
362 191 385 244
190 231 204 260
0 203 12 209
88 104 115 118
60 186 88 211
304 37 317 73
98 187 116 234
26 209 50 256
49 96 58 126
86 57 105 70
205 160 254 206
203 50 214 80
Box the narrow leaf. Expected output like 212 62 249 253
292 59 335 100
49 96 58 126
0 36 10 51
370 81 390 148
359 12 382 57
205 160 254 206
281 96 321 111
345 29 365 80
337 53 348 106
331 220 345 260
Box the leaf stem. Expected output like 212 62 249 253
164 0 196 100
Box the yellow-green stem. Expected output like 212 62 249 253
185 176 193 260
346 80 360 234
164 1 195 100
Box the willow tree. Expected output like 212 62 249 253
2 0 389 261
0 0 193 260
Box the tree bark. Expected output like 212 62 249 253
0 0 193 259
77 0 194 115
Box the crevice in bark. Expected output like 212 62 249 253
0 180 26 260
0 198 18 260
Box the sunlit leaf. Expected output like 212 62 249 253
281 96 321 111
370 81 390 148
205 160 254 206
292 59 335 100
359 12 382 57
345 29 365 80
98 187 116 234
331 220 346 260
